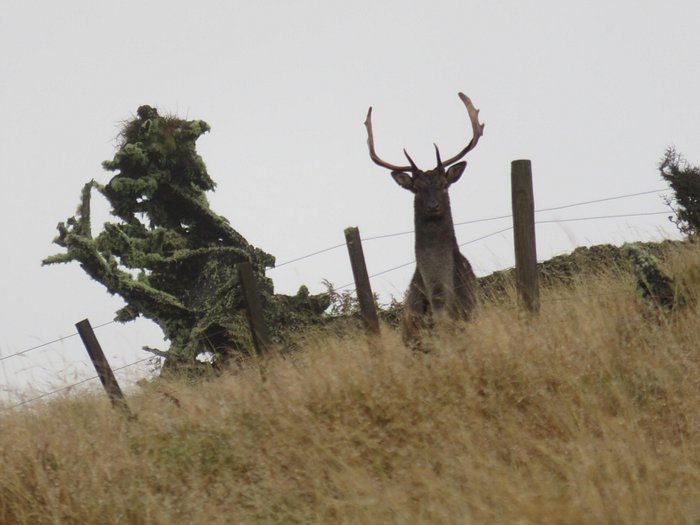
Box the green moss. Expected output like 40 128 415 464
622 243 676 309
478 240 685 304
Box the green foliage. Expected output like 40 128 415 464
477 240 685 303
622 243 676 310
44 105 329 373
322 280 403 329
659 147 700 237
323 280 361 317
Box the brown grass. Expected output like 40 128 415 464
2 244 700 524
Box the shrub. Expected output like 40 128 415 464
659 147 700 237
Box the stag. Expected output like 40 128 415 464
365 93 484 345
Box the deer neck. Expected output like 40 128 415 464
413 201 458 260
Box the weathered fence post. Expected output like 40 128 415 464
75 319 133 416
237 261 272 356
344 227 381 335
511 159 540 313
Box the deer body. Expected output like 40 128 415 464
411 201 476 320
365 93 483 343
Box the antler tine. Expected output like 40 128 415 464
441 93 485 167
365 107 413 172
403 149 419 171
434 143 443 169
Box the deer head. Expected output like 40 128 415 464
364 93 484 220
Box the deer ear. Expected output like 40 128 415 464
391 171 415 191
446 161 467 185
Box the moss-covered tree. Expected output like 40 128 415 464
44 105 328 374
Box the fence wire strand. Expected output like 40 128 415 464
536 211 669 224
0 320 116 363
534 188 669 214
7 357 153 410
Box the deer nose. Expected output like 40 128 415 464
426 201 441 214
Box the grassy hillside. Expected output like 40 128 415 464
2 242 700 525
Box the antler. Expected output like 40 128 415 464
364 93 485 172
440 93 485 167
364 107 413 172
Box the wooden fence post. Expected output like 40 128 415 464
75 319 133 416
237 261 272 356
344 227 381 335
511 159 540 313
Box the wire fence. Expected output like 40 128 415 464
335 225 518 290
8 357 153 410
270 187 670 268
0 320 116 363
2 186 674 410
333 209 669 291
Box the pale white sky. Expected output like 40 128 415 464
1 0 698 403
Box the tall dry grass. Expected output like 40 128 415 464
1 244 700 524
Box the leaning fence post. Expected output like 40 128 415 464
75 319 133 416
344 227 381 335
237 261 272 356
511 159 540 313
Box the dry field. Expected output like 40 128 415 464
1 243 699 524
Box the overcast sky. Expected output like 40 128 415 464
1 0 698 403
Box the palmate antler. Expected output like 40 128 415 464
364 92 485 172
